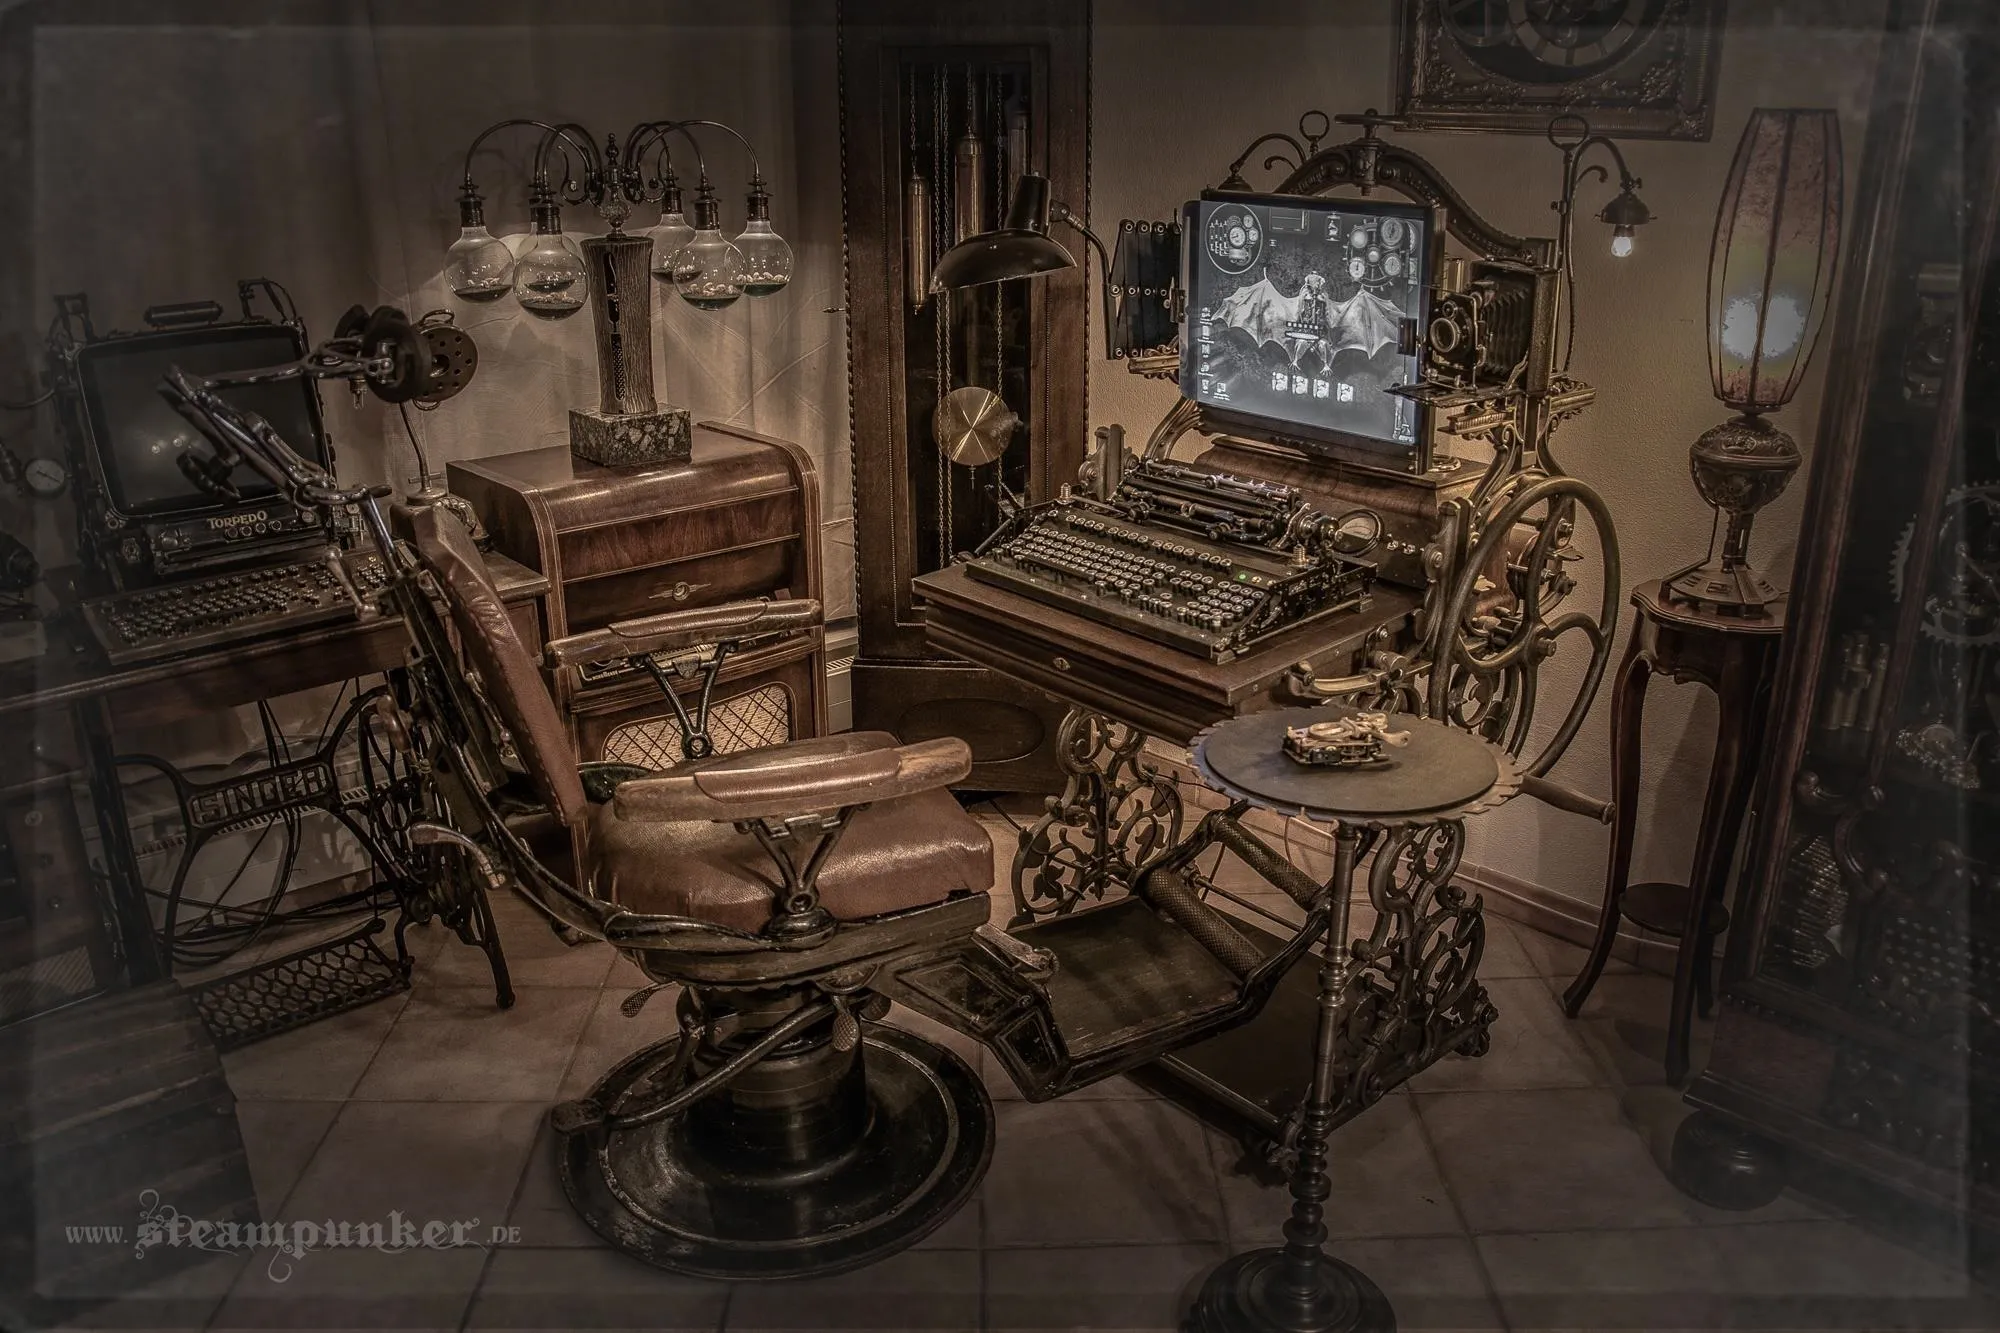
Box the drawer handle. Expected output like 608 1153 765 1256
648 580 710 603
1052 656 1071 672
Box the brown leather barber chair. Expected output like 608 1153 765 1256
398 506 1367 1283
397 505 998 1278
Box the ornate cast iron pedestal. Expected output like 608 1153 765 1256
1184 709 1523 1333
1012 709 1182 921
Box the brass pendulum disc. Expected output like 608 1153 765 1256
933 386 1019 467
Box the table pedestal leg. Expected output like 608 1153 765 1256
1187 824 1396 1333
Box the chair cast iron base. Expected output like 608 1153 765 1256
558 1023 992 1279
1188 1249 1396 1333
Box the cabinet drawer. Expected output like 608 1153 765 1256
554 492 801 580
560 540 801 635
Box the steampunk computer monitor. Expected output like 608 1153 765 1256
58 315 334 587
1181 191 1438 471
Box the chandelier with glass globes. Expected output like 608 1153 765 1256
444 117 792 313
441 118 792 463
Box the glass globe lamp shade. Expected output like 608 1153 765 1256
649 197 697 284
1707 108 1843 415
513 228 587 321
445 224 515 301
670 229 745 309
650 212 697 282
734 219 793 297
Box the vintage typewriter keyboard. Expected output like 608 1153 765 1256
964 506 1371 663
83 554 389 666
1003 516 1259 631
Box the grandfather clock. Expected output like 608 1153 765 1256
838 0 1089 789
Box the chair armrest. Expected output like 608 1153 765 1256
544 597 822 670
612 736 971 822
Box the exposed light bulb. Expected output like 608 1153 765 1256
1610 225 1635 259
648 178 696 284
446 225 515 300
671 181 743 310
513 195 586 320
444 190 515 300
671 230 745 309
735 184 792 297
650 211 697 282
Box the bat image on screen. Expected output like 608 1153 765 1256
1208 272 1405 367
1183 193 1432 459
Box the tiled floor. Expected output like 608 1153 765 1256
35 816 1995 1332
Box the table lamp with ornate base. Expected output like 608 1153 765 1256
1662 107 1842 618
1663 412 1802 613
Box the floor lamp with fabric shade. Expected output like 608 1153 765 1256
1666 108 1843 615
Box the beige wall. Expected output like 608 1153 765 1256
1089 0 1888 912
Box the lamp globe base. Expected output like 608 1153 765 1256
1663 414 1800 617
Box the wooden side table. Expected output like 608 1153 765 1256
1562 580 1785 1086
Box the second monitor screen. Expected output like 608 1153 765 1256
1182 194 1430 457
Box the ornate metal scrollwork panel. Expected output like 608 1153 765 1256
1011 710 1183 922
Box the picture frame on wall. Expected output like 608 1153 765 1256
1395 0 1727 141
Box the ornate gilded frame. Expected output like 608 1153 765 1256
1395 0 1726 141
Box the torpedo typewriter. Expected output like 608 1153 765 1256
961 458 1382 664
49 286 373 666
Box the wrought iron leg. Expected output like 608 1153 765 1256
1011 709 1181 923
1188 824 1395 1333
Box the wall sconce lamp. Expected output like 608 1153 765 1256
443 117 792 463
1665 108 1843 615
1550 114 1653 262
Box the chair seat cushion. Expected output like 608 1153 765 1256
585 732 996 933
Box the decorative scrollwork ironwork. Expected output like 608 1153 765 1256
1011 710 1183 922
1426 472 1619 777
1253 819 1496 1181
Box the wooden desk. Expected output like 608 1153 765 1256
915 565 1422 746
0 553 547 989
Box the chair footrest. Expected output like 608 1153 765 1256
878 897 1277 1100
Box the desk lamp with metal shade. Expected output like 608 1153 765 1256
929 172 1132 502
1666 108 1843 615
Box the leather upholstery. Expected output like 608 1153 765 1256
588 732 995 933
545 597 824 668
400 506 990 934
612 735 972 821
397 504 589 829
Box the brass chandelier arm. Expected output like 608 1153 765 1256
667 118 766 186
629 120 714 192
456 117 598 208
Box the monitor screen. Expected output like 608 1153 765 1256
1181 191 1433 463
76 325 327 517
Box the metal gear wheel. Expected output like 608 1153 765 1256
1891 483 2000 646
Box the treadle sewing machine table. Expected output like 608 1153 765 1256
0 553 547 1034
915 564 1496 1163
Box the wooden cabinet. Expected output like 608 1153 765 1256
1680 0 2000 1227
838 0 1089 789
448 423 826 767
